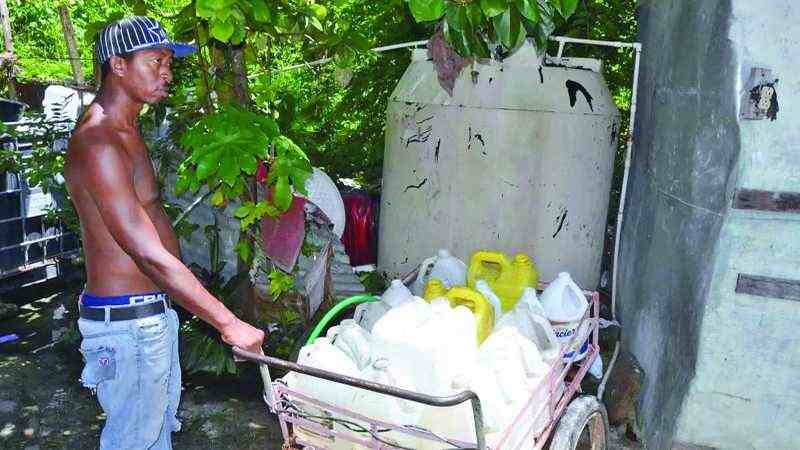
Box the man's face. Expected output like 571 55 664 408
113 48 174 104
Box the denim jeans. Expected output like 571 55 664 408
77 301 182 449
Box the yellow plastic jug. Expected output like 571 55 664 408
445 286 495 344
467 251 539 312
423 278 449 301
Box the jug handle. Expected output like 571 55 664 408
471 252 511 271
416 256 438 284
419 256 438 278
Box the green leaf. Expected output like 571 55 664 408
239 154 258 175
445 5 469 32
234 203 252 219
466 30 491 59
493 6 521 49
288 167 310 196
210 189 224 207
210 19 235 42
465 3 485 28
552 0 578 18
309 16 324 32
175 172 191 195
308 4 328 19
251 0 272 22
444 24 470 57
218 154 239 187
196 150 223 180
235 240 252 263
189 176 201 193
273 176 292 212
196 0 222 18
515 0 539 22
480 0 508 18
409 0 446 22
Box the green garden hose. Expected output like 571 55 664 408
305 294 379 346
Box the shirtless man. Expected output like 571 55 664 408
64 17 264 449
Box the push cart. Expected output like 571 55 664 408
233 286 608 450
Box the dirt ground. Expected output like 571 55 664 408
0 279 284 450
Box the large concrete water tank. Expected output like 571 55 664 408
378 41 620 288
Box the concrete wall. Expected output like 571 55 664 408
674 2 800 449
618 1 739 448
620 1 800 448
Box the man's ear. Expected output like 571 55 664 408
109 55 128 78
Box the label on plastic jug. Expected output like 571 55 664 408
551 321 589 362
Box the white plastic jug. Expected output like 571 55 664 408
475 280 504 324
372 298 432 343
289 337 360 409
411 249 467 296
372 298 477 396
540 272 590 362
418 374 478 449
351 358 423 449
494 288 562 364
382 279 413 307
419 302 478 387
353 280 413 331
472 327 551 436
326 319 373 370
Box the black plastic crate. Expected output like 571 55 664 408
62 233 80 252
23 215 43 239
26 241 45 263
0 191 21 219
0 172 20 192
0 99 26 123
0 246 25 273
45 235 62 255
0 218 24 248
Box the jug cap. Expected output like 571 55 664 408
513 253 532 265
437 249 452 258
372 358 390 370
424 278 449 300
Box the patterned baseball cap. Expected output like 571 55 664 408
95 16 196 66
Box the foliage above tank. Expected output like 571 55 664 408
406 0 580 94
407 0 579 58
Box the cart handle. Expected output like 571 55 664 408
306 294 379 346
232 345 487 449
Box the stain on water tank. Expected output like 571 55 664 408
565 80 594 111
553 208 568 238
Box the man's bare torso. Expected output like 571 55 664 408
65 104 177 296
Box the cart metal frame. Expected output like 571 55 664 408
233 288 600 450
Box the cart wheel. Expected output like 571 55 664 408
550 395 609 450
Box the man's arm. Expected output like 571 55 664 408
77 143 263 351
147 201 181 260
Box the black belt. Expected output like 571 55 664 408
79 300 169 321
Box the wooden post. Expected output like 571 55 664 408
58 5 84 86
0 0 18 100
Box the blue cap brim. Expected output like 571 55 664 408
166 42 197 58
139 42 197 58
